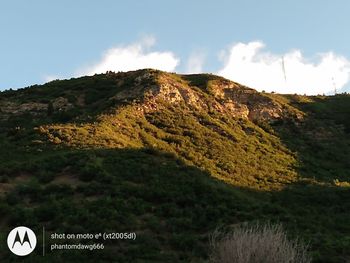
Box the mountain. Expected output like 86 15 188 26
0 69 349 262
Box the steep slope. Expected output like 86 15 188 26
1 70 303 189
0 69 349 262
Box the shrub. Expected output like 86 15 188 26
209 223 311 263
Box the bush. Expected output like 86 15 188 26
209 223 311 263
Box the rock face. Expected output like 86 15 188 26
120 71 302 123
0 69 303 123
0 101 47 115
52 97 74 112
0 97 73 120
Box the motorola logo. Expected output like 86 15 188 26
7 226 37 256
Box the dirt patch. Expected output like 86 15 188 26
50 173 82 187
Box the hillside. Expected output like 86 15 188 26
0 69 349 262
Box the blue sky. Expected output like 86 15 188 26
1 0 350 94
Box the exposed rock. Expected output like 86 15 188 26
0 96 74 120
0 70 303 124
126 73 301 123
52 97 73 111
0 101 47 120
0 101 46 114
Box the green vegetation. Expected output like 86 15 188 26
0 69 349 262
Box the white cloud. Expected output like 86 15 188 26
79 36 179 75
218 41 350 95
186 51 206 73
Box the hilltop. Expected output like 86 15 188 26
0 69 349 262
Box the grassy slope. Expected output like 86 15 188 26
0 70 349 262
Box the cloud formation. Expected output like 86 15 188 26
186 51 206 73
218 41 350 95
64 38 350 95
81 36 179 75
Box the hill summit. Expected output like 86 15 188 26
0 69 303 124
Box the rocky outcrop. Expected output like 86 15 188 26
0 101 47 115
120 71 302 123
52 97 74 111
0 69 303 123
0 96 73 120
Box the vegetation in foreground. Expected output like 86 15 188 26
209 222 311 263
